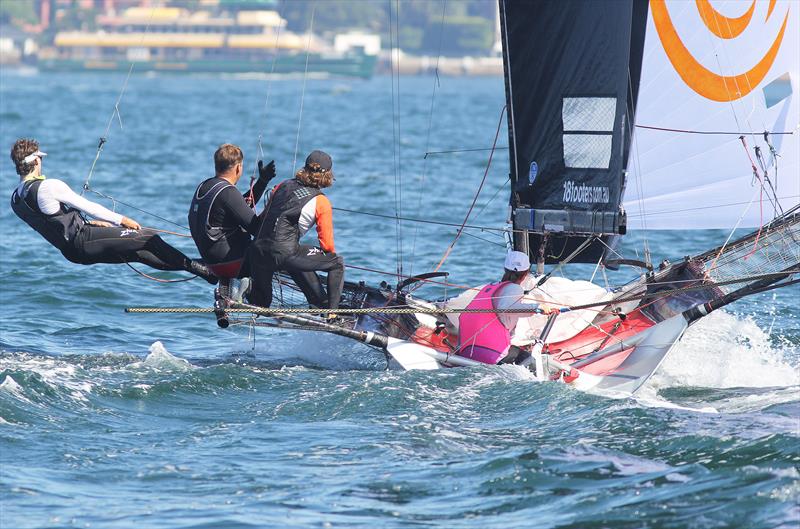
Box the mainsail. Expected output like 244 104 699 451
499 0 649 265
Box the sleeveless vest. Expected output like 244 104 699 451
10 179 85 255
188 178 240 262
457 282 512 364
258 178 321 259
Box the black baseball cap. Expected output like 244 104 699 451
304 150 333 174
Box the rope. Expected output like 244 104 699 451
127 305 557 315
126 269 799 315
123 262 198 284
738 136 765 260
432 105 506 272
142 226 192 238
635 124 794 136
85 188 190 231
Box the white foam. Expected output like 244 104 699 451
633 384 718 413
136 341 194 371
648 310 799 390
0 355 94 402
0 375 27 400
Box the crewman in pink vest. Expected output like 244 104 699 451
456 251 550 364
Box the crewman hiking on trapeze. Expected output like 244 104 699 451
10 138 217 284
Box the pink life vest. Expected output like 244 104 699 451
457 282 512 364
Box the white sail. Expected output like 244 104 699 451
626 0 800 230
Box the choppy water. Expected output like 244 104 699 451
1 70 798 528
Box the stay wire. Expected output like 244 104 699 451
409 0 447 276
82 7 158 194
252 1 286 181
388 0 404 280
432 105 507 273
292 4 316 175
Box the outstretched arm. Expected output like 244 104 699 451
44 179 124 225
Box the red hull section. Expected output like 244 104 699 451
547 311 656 376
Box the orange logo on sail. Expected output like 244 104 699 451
650 0 789 102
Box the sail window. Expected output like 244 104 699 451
562 97 616 169
763 72 792 108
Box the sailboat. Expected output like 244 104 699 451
130 0 799 395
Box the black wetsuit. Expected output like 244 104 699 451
188 176 269 271
248 178 344 310
11 179 193 271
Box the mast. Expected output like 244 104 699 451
499 0 649 267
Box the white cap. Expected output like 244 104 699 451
504 250 530 272
22 150 47 164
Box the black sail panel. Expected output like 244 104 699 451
500 0 648 264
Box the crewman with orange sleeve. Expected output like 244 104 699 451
248 150 345 316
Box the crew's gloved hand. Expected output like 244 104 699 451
258 159 276 184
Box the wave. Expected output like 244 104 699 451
649 310 799 390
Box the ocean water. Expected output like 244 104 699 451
0 70 798 529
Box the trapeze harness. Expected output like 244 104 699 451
10 179 85 262
457 282 512 364
258 178 323 260
188 178 249 278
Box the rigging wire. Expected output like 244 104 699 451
474 176 511 219
388 0 404 281
82 7 157 195
703 3 779 261
333 206 503 230
627 67 651 268
409 0 447 276
635 124 794 136
432 105 507 273
291 4 316 175
78 8 202 236
461 230 507 248
252 1 286 181
425 146 509 157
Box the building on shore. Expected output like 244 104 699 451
0 25 39 65
36 6 380 78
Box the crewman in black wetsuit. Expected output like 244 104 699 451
188 143 276 279
9 138 216 283
248 150 345 317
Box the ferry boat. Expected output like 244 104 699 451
36 7 379 78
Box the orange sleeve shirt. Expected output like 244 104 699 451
314 194 335 253
298 194 335 253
